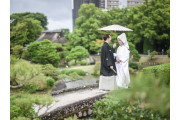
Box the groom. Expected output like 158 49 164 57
99 34 117 91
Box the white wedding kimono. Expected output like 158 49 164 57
115 33 130 88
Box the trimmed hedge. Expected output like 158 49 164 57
60 69 85 76
129 62 138 70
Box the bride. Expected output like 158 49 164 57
114 33 130 88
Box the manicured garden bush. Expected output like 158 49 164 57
129 62 138 70
60 69 85 76
26 39 60 67
41 64 61 81
10 59 55 92
46 78 55 87
143 63 170 85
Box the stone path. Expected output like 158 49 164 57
35 88 108 116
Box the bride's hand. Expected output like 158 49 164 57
117 59 121 63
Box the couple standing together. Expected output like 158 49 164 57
99 33 130 90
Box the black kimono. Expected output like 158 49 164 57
100 42 117 76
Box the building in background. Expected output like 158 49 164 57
36 29 67 44
72 0 147 30
119 0 146 9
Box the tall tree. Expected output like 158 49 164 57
10 12 48 30
10 18 43 48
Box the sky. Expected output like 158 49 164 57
10 0 73 32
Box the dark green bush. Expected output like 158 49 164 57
129 62 138 70
60 69 85 76
46 78 55 87
26 39 60 67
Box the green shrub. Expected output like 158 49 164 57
150 50 158 60
93 63 170 119
143 63 170 85
65 46 90 64
26 39 60 67
12 45 24 58
41 64 61 81
12 116 31 120
10 55 19 65
22 84 39 93
58 74 71 80
10 93 53 120
79 60 89 66
60 69 85 76
93 98 167 120
92 62 100 76
129 62 138 70
10 60 53 92
129 42 141 61
46 78 55 87
69 60 76 66
69 72 83 80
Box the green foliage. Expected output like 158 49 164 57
129 62 138 70
26 39 60 67
46 78 55 87
90 39 104 54
78 60 89 66
150 50 158 60
12 45 24 58
10 93 53 119
128 42 141 61
10 55 20 65
143 63 170 85
41 64 61 81
69 72 83 80
68 4 102 50
10 59 54 92
61 28 70 38
65 46 89 64
167 48 170 57
69 0 170 53
10 12 48 30
92 62 100 76
93 98 167 120
10 18 43 48
93 63 170 119
60 69 85 76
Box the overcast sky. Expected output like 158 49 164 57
10 0 73 32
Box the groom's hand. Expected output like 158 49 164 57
110 66 113 70
113 43 116 48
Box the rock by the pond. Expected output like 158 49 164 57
52 81 66 92
84 56 95 65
